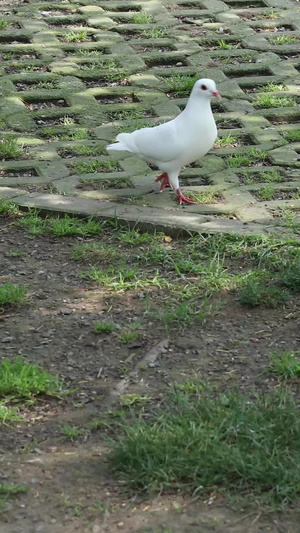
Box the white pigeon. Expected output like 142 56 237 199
107 78 220 204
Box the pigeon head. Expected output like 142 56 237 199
194 78 221 99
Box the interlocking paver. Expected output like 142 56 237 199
1 0 300 235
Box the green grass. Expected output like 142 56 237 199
61 424 85 440
72 242 120 262
118 228 163 246
260 82 286 92
42 127 90 141
0 19 8 29
114 119 154 135
257 184 275 200
283 129 300 142
80 58 118 71
72 160 119 174
217 40 234 50
0 283 26 306
49 215 103 236
269 35 298 45
261 170 284 183
94 322 115 334
19 209 47 235
214 134 238 148
0 357 63 400
277 262 300 291
60 145 104 157
0 401 23 425
0 200 20 216
0 136 21 159
143 27 166 38
76 49 102 56
253 94 296 109
7 250 25 259
182 188 220 204
257 10 279 19
118 322 141 344
114 108 146 122
35 79 59 89
132 12 155 24
19 211 103 237
226 149 268 168
81 265 168 292
62 30 89 42
240 169 284 185
80 177 131 190
269 351 300 379
155 300 209 331
119 393 151 406
109 384 300 506
163 74 199 97
238 280 289 307
0 482 27 513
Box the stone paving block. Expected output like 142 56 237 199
0 0 300 236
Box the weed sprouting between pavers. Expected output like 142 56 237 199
253 94 296 109
0 136 22 160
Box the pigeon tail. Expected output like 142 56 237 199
107 141 128 152
107 132 135 153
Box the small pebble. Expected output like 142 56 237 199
1 336 13 343
60 308 72 315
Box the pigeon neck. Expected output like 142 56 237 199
185 93 212 115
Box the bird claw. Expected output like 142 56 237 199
176 189 197 205
155 173 172 192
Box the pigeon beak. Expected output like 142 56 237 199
212 91 221 98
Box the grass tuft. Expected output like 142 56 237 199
109 384 300 506
0 136 21 159
0 200 20 217
0 357 63 400
61 424 85 440
143 27 166 38
269 351 300 379
277 262 300 292
283 129 300 142
132 12 154 24
0 401 23 425
0 283 26 306
253 94 296 109
94 322 115 334
226 149 268 168
269 35 298 45
62 30 89 42
163 74 199 97
239 280 289 307
118 322 141 344
72 160 119 174
49 215 103 236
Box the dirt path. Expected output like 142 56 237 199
0 215 300 532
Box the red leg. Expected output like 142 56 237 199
155 172 172 192
176 188 196 205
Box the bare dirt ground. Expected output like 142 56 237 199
1 215 300 533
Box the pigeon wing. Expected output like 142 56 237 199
118 120 183 164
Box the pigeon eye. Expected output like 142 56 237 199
201 84 207 91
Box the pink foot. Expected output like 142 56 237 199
155 172 172 192
176 188 196 205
